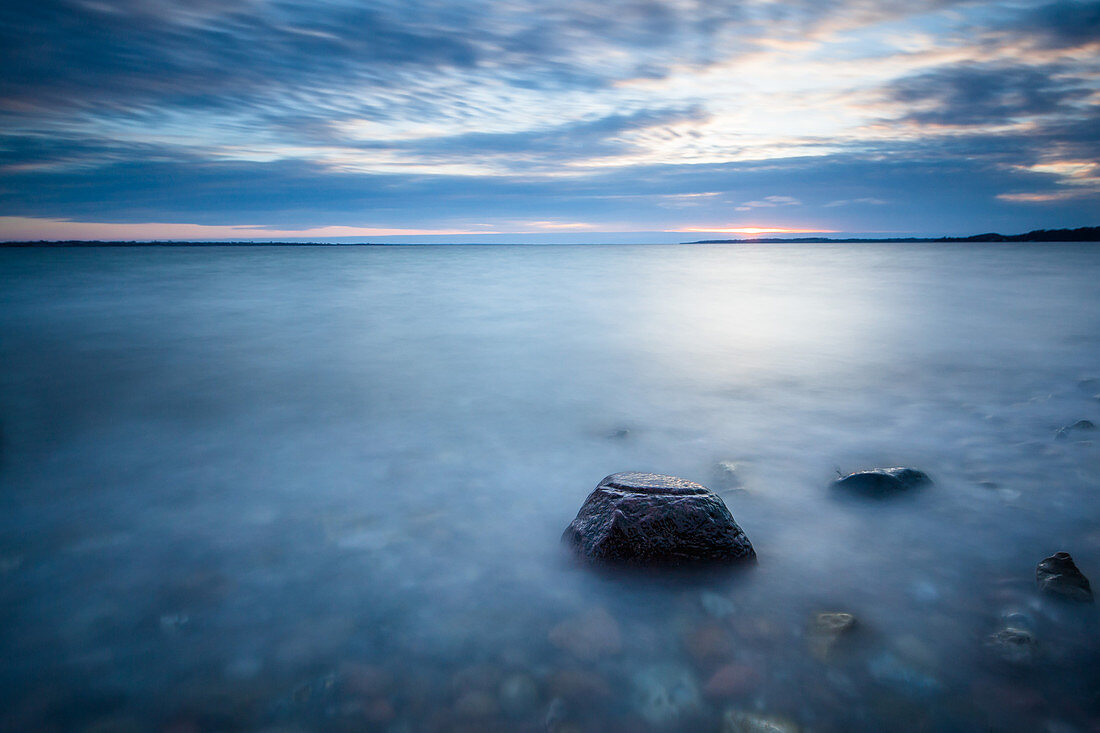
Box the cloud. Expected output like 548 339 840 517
735 195 802 212
1 0 1098 237
1004 0 1100 50
824 197 888 207
887 63 1092 126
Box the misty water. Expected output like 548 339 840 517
2 243 1099 732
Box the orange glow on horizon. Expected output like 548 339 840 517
671 226 838 234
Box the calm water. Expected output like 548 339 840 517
2 243 1099 732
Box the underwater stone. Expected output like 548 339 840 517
985 627 1037 666
562 472 755 565
832 467 931 497
1036 552 1093 602
723 709 801 733
1055 419 1095 440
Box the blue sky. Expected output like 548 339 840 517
1 0 1098 242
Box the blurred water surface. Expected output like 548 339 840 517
2 243 1099 731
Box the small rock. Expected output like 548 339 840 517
704 664 760 699
1036 552 1093 602
985 627 1038 666
454 690 498 719
723 709 801 733
832 467 931 497
808 612 857 662
499 674 540 717
1055 419 1095 440
712 461 745 491
683 623 734 666
547 669 612 707
563 472 755 565
548 607 622 660
999 610 1036 632
867 652 941 697
631 665 701 726
700 590 736 619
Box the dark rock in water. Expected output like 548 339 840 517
1054 419 1095 440
1036 552 1093 602
832 467 930 497
562 472 755 565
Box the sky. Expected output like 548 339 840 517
1 0 1098 242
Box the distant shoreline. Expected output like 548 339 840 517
683 226 1100 244
1 225 1097 246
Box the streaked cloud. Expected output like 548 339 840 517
1 0 1098 239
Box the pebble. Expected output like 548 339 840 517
1054 420 1095 440
684 622 735 666
985 627 1038 666
631 664 701 725
867 652 942 697
704 663 760 699
808 612 857 662
548 607 622 660
700 590 736 619
723 709 801 733
712 461 746 491
548 669 612 707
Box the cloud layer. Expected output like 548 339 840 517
1 0 1098 239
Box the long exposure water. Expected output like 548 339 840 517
2 243 1099 732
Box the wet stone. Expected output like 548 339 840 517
562 472 756 565
808 612 857 662
548 607 622 660
1055 420 1096 440
723 709 801 733
711 461 745 491
631 664 701 726
832 467 931 498
985 627 1038 666
1036 552 1093 602
700 590 736 619
704 663 760 699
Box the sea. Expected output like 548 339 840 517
1 242 1099 732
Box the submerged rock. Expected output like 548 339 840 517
631 664 701 725
832 467 931 497
985 627 1037 666
1054 419 1095 440
723 709 801 733
808 612 857 662
1036 552 1093 602
704 664 760 699
562 472 755 565
548 607 622 660
711 461 746 491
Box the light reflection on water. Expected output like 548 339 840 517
1 243 1099 731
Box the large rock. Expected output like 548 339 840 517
832 467 930 497
562 472 755 565
1036 552 1093 602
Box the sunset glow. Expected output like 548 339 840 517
672 227 839 235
